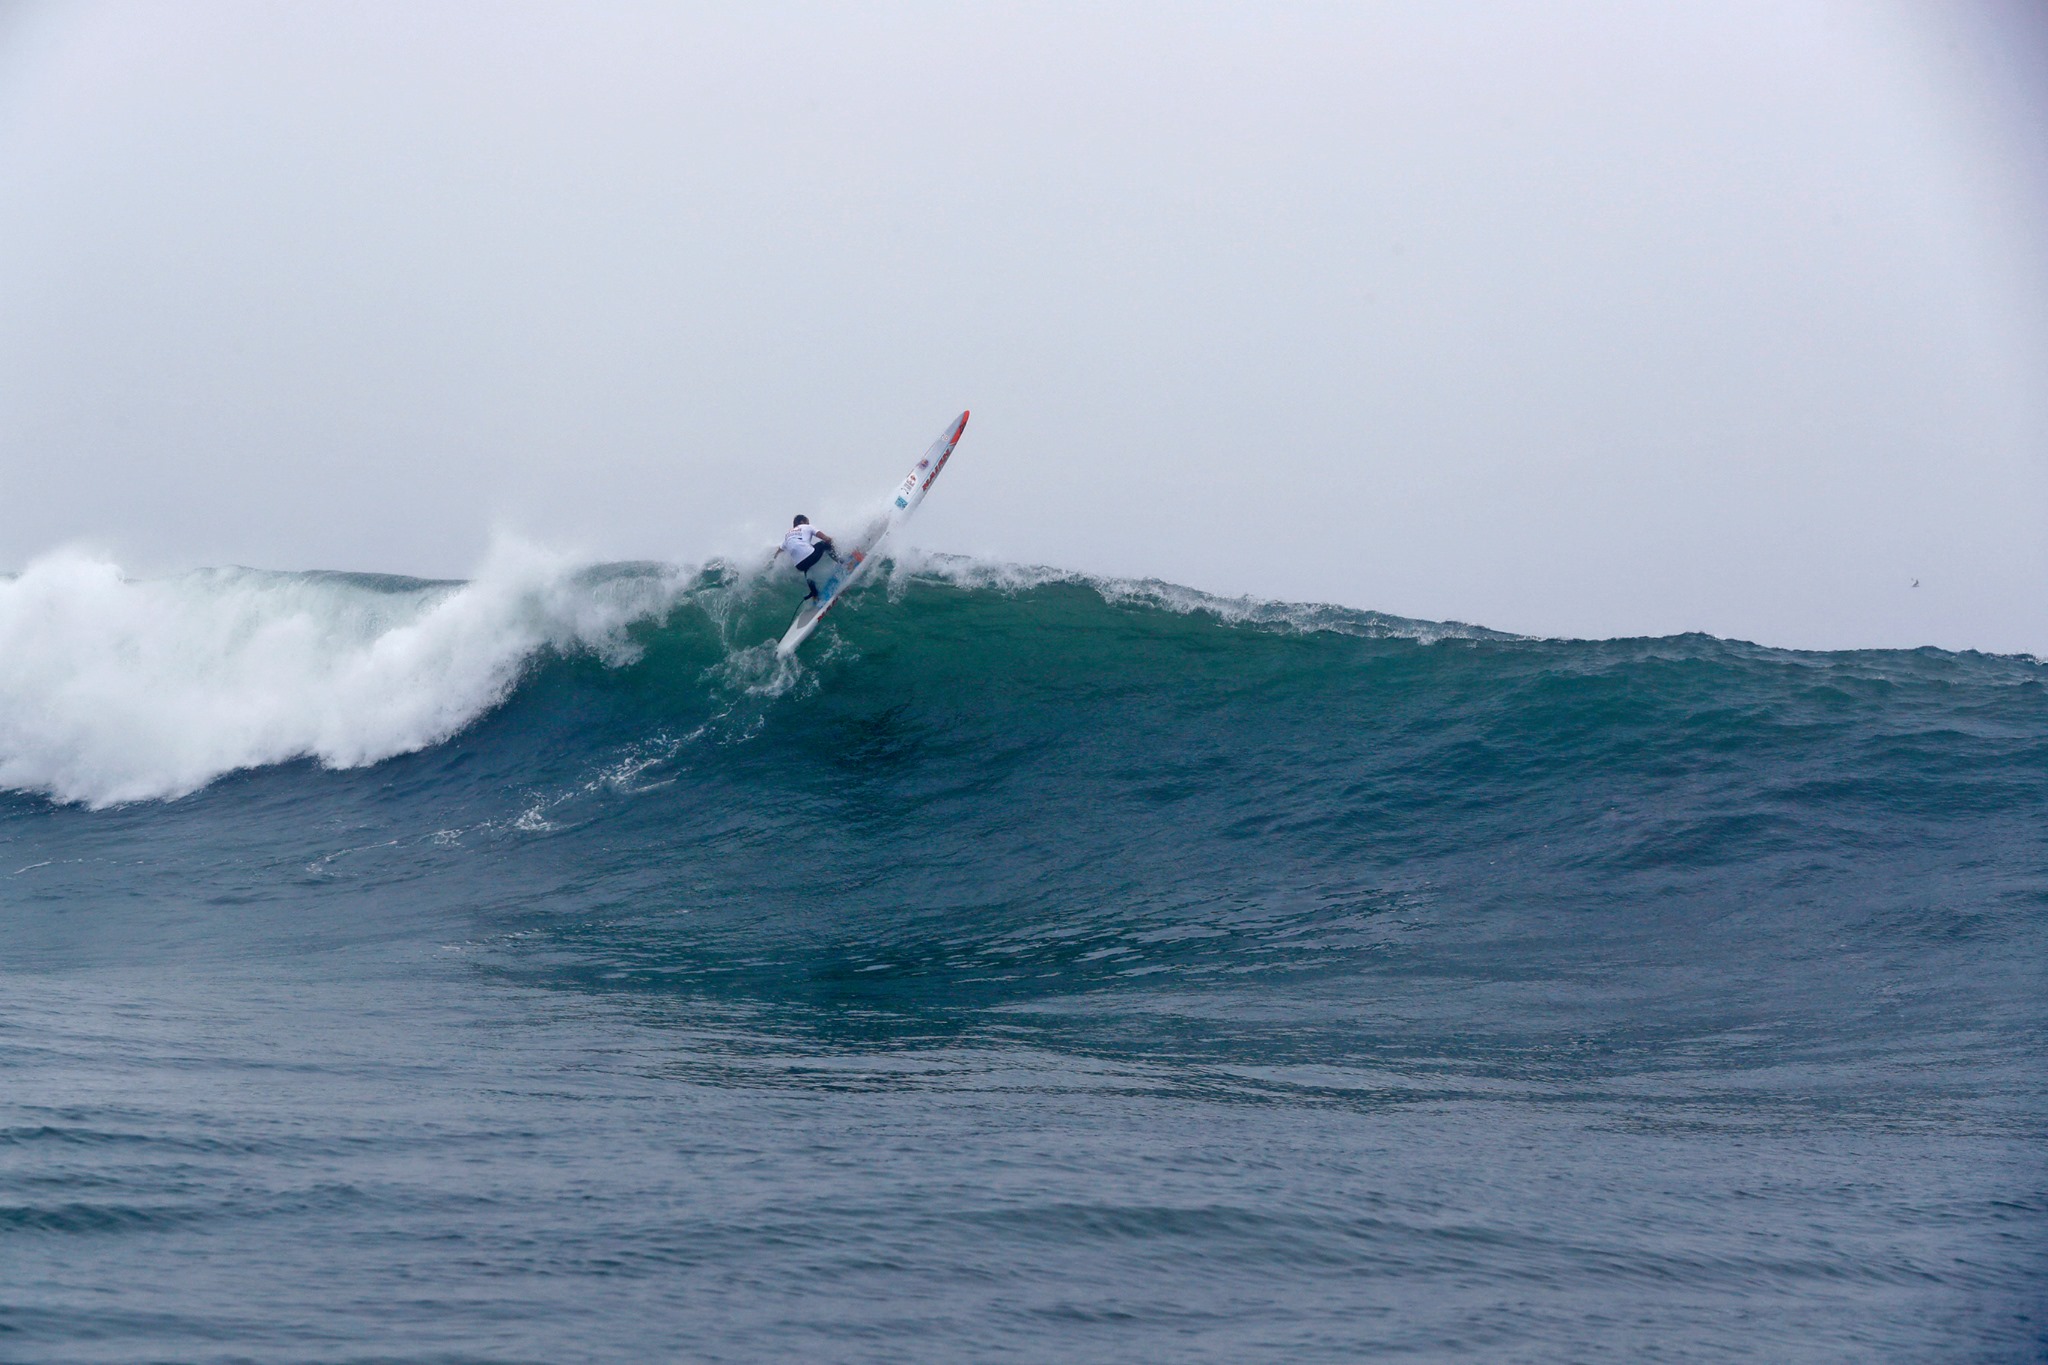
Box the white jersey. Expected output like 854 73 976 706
783 525 827 566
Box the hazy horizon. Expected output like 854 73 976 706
3 0 2044 651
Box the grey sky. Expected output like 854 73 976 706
3 0 2044 651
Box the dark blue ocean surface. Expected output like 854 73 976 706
3 562 2044 1362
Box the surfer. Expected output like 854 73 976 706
782 515 838 601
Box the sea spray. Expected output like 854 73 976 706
0 541 687 805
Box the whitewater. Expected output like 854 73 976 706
4 546 2044 1362
0 543 691 806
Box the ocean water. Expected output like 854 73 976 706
2 550 2044 1363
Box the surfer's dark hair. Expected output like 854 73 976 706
792 514 809 526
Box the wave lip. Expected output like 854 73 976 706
8 544 2037 811
887 549 1519 644
0 543 1490 810
0 542 682 808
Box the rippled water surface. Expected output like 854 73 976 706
4 564 2044 1361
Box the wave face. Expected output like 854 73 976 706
4 554 2045 1362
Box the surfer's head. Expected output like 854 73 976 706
792 514 809 527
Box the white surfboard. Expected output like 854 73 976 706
776 410 970 657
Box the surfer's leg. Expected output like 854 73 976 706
796 545 828 599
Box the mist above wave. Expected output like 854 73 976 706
0 542 686 807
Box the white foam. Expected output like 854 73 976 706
0 539 686 807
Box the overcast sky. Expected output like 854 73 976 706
2 0 2044 651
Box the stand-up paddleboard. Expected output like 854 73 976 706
776 410 970 657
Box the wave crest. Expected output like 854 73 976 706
11 544 2031 812
0 542 685 806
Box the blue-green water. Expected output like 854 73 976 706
3 559 2044 1361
